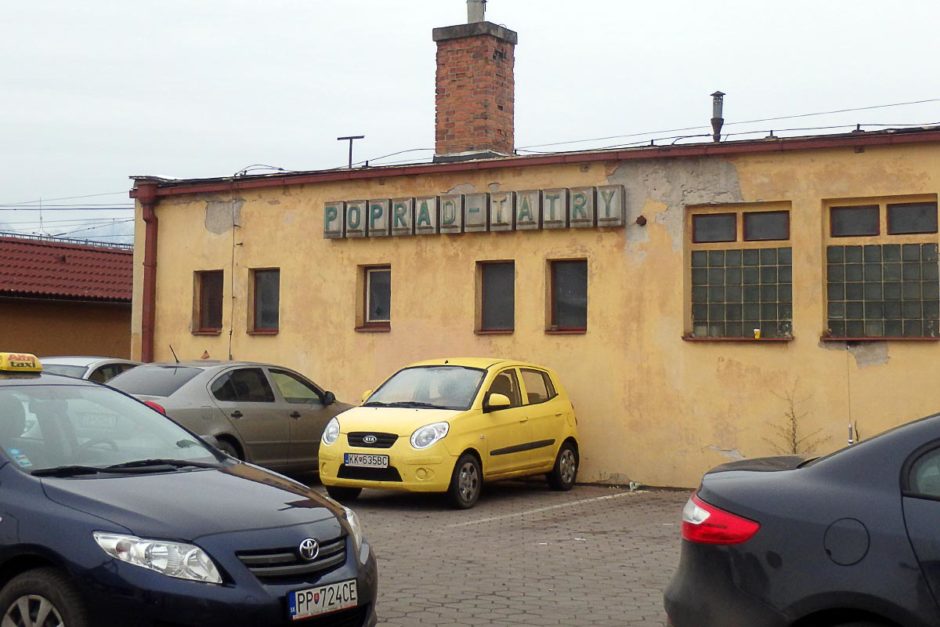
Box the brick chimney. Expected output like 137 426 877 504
432 15 517 162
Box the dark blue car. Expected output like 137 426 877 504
665 412 940 627
0 354 377 626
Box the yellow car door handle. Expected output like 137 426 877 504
519 417 529 423
554 412 563 417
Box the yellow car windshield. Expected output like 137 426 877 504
364 366 485 411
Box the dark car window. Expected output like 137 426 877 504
909 448 940 498
211 369 275 403
108 366 201 397
520 369 556 405
269 369 321 404
488 370 521 407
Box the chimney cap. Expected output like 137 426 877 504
433 21 518 44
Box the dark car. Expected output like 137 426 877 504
108 361 352 475
663 414 940 627
0 353 377 626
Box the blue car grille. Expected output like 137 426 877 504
236 537 346 583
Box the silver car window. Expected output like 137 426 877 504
211 368 275 403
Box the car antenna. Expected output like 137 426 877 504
168 344 180 364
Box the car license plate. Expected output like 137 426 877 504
344 453 389 468
288 579 358 621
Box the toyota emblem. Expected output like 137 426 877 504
298 538 319 561
363 434 378 445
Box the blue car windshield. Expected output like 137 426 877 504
0 385 220 474
365 366 485 410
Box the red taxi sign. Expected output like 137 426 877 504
0 353 42 373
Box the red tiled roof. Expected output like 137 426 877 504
0 235 132 302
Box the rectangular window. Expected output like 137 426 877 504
825 198 939 339
888 202 939 235
692 213 736 243
831 205 880 237
744 211 789 242
688 204 792 339
251 269 280 333
194 270 223 333
550 260 587 331
365 267 391 325
479 262 514 332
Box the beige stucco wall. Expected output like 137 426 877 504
1 299 131 358
132 141 940 487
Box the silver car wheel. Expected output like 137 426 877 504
2 594 65 627
458 460 480 502
559 448 577 485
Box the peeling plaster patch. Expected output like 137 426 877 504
205 199 244 234
818 340 890 368
447 183 476 195
594 472 631 485
849 342 889 367
487 182 501 193
607 157 743 252
267 199 281 205
706 445 745 460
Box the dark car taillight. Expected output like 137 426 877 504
144 400 167 415
681 493 760 545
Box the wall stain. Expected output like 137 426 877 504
819 340 890 368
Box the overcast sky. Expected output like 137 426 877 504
2 0 938 242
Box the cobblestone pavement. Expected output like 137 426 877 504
313 482 689 626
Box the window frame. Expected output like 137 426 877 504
686 203 794 342
357 265 391 331
193 270 224 335
519 368 557 406
823 196 940 342
477 260 515 334
547 259 588 334
249 268 280 335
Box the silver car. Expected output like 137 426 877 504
41 356 140 383
107 361 351 474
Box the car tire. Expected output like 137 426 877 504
0 567 89 627
547 441 578 491
215 438 242 460
448 453 482 509
326 486 362 502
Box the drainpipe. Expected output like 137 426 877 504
134 181 159 363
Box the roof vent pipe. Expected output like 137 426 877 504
711 91 725 142
468 0 486 22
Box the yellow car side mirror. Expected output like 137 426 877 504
484 393 511 412
360 389 373 404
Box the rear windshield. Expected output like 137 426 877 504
108 366 201 397
42 365 87 378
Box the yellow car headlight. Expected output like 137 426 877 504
410 421 449 449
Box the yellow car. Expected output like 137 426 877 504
319 358 580 508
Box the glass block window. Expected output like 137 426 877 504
689 205 792 339
691 247 793 338
826 243 939 338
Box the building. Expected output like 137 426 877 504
128 15 940 487
0 234 133 357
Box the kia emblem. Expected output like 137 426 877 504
298 538 319 561
363 434 378 445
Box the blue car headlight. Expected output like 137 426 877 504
93 532 222 584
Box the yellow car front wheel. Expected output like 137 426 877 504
447 454 481 509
